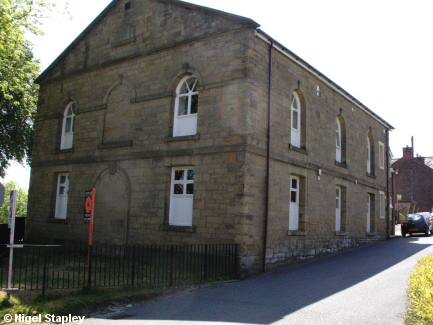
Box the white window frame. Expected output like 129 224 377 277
367 136 371 174
367 194 371 233
289 176 300 231
336 186 341 231
379 141 385 170
290 92 301 148
169 167 195 226
173 76 198 137
335 118 342 163
60 102 75 149
55 173 69 219
379 191 385 219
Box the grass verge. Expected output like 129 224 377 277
0 284 169 322
405 254 433 324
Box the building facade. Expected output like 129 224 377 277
392 146 433 215
26 0 393 274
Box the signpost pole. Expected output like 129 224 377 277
2 190 20 294
86 189 96 287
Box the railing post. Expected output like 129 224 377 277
169 245 174 286
234 244 239 279
204 245 208 281
41 247 48 296
131 246 136 286
87 245 93 287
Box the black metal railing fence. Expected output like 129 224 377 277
0 244 238 294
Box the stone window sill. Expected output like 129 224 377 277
160 225 196 233
165 134 200 142
335 161 348 169
287 230 307 236
366 232 376 236
335 231 348 236
289 144 308 155
53 148 74 154
48 218 68 224
366 173 376 179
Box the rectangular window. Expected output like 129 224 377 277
379 142 385 170
169 167 194 226
336 186 341 231
379 191 385 219
55 173 69 219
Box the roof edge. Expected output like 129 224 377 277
35 0 259 84
161 0 260 28
255 29 394 131
35 0 120 84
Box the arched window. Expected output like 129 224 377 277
335 118 342 163
291 92 301 148
173 76 198 137
367 136 371 174
61 102 75 149
367 134 375 174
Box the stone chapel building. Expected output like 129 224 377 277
26 0 394 274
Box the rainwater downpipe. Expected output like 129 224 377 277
263 39 273 273
386 129 390 239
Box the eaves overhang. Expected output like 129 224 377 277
255 29 394 131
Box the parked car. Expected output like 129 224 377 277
401 213 433 237
417 211 433 225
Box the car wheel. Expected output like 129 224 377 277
402 231 406 237
425 231 429 237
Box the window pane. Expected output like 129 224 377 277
188 78 198 92
178 96 188 116
292 111 298 129
187 170 194 180
60 175 66 184
180 82 189 94
292 97 298 109
174 170 184 180
190 94 198 114
65 117 72 133
291 191 297 203
186 184 194 194
59 186 65 195
174 184 183 195
291 178 298 189
336 131 341 147
336 198 339 208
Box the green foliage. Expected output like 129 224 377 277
0 181 28 223
0 0 64 177
406 254 433 324
1 284 164 319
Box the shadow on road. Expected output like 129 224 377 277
100 237 432 324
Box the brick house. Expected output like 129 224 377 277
391 146 433 215
26 0 394 274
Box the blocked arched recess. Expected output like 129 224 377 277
102 75 137 143
289 82 307 149
92 163 132 245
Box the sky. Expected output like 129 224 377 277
2 0 433 189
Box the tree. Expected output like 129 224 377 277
0 181 28 223
0 0 59 178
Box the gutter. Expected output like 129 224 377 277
254 29 394 131
263 39 273 273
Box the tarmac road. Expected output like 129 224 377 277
76 234 433 325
